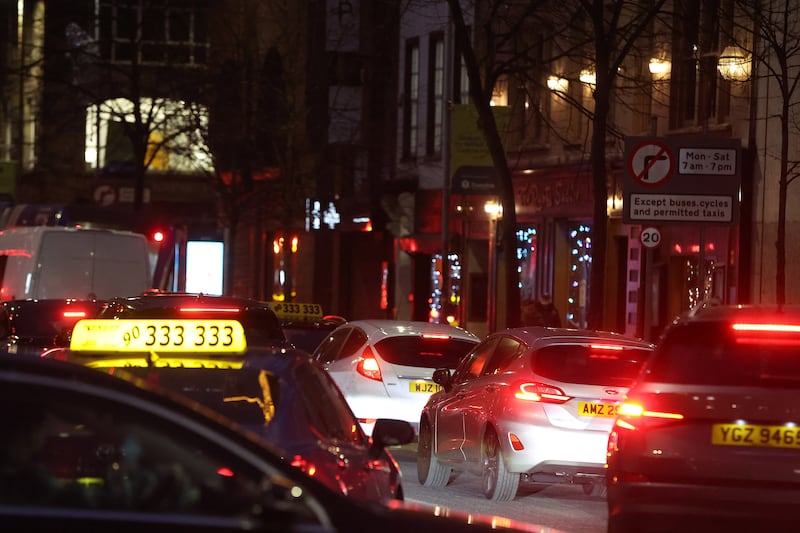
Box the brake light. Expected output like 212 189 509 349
356 346 382 381
422 333 450 340
589 343 624 350
514 382 571 403
732 323 800 346
63 311 87 318
614 400 684 431
179 307 240 313
732 323 800 332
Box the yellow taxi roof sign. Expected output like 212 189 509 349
266 302 323 322
70 319 248 353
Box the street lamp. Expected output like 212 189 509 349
717 45 751 82
484 201 502 333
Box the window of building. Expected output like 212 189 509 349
85 97 212 173
402 38 420 160
427 32 445 156
96 0 208 66
670 0 723 128
452 26 471 104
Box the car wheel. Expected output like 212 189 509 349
417 418 451 487
394 482 404 501
481 428 519 501
582 480 607 498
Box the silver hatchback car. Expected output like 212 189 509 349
418 326 653 501
606 305 800 533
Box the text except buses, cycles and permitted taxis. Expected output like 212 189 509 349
630 194 733 223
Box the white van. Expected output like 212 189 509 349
0 226 152 301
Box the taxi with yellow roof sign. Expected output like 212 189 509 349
268 301 347 353
47 314 414 504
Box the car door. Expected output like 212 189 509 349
293 360 399 502
459 335 525 464
0 371 331 532
433 337 497 463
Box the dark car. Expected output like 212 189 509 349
0 298 106 356
96 292 286 347
48 316 412 503
606 305 800 533
266 301 345 353
0 355 555 532
418 327 653 501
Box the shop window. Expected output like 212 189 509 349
516 226 538 301
567 224 591 328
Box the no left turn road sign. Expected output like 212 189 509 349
628 139 675 187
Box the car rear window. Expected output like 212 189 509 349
647 322 800 387
532 344 651 387
6 301 103 340
374 336 478 369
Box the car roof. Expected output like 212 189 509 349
496 326 655 350
106 292 273 309
341 320 480 342
674 303 800 325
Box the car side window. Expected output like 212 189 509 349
0 384 273 519
483 336 523 375
294 362 365 444
338 328 367 359
314 328 351 364
451 337 498 383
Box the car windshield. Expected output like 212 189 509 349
646 322 800 387
374 336 477 369
283 326 333 353
532 344 651 387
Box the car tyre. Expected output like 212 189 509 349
481 428 519 501
417 418 451 487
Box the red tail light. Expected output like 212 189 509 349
514 382 571 403
63 311 87 318
179 307 240 313
356 346 382 381
613 400 684 431
732 322 800 346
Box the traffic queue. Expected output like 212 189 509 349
2 271 799 533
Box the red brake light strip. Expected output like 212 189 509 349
732 323 800 333
179 307 240 313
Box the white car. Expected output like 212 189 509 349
312 320 480 435
418 327 654 501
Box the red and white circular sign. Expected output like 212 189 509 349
640 226 662 249
628 140 675 187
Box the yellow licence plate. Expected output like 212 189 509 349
578 401 620 417
712 424 800 449
409 381 442 393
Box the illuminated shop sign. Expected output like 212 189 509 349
305 198 341 230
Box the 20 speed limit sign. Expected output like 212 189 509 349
640 227 662 249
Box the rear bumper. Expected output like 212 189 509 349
607 480 800 532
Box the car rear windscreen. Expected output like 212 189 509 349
532 344 652 387
647 322 800 387
374 336 478 369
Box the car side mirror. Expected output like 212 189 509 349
368 419 414 460
432 368 452 390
